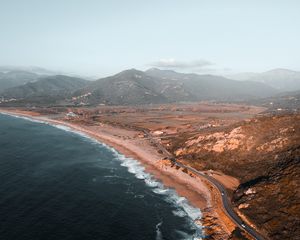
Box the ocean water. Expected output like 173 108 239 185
0 113 203 240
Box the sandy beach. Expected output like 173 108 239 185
0 109 237 238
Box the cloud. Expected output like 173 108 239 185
149 58 213 70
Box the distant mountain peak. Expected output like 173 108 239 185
229 68 300 91
118 68 143 74
146 68 178 74
0 65 61 75
264 68 299 75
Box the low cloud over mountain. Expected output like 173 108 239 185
149 58 213 72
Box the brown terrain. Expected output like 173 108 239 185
174 113 300 240
1 102 299 240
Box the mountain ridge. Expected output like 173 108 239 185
228 68 300 91
0 68 280 106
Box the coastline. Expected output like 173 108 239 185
0 109 235 239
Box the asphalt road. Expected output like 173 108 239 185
175 162 264 240
143 130 264 240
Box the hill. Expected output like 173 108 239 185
1 75 88 104
74 69 199 105
74 69 169 105
230 68 300 92
0 70 39 91
145 68 277 101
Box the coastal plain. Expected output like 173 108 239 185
1 102 279 240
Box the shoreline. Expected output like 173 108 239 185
0 109 235 238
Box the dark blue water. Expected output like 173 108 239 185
0 114 203 240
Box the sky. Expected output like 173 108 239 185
0 0 300 77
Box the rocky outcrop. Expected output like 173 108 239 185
202 212 230 239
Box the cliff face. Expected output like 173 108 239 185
172 114 300 239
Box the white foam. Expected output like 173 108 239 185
172 209 187 218
0 112 101 144
134 194 145 199
155 221 163 240
166 193 202 221
152 188 169 195
176 230 190 239
143 178 161 188
113 151 203 239
0 112 48 125
53 124 72 132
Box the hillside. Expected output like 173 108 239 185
171 114 300 239
74 69 201 105
145 68 277 101
0 70 39 91
230 68 300 92
74 69 169 105
1 75 88 103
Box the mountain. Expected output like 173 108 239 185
1 68 278 106
146 68 277 101
230 68 300 91
74 68 276 105
73 68 277 105
0 66 61 76
0 70 40 91
145 68 184 79
74 69 169 105
1 75 88 101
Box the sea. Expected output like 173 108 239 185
0 113 204 240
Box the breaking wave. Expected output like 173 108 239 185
112 151 203 239
156 221 163 240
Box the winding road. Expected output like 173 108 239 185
143 130 264 240
175 162 264 240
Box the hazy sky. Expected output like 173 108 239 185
1 0 299 76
